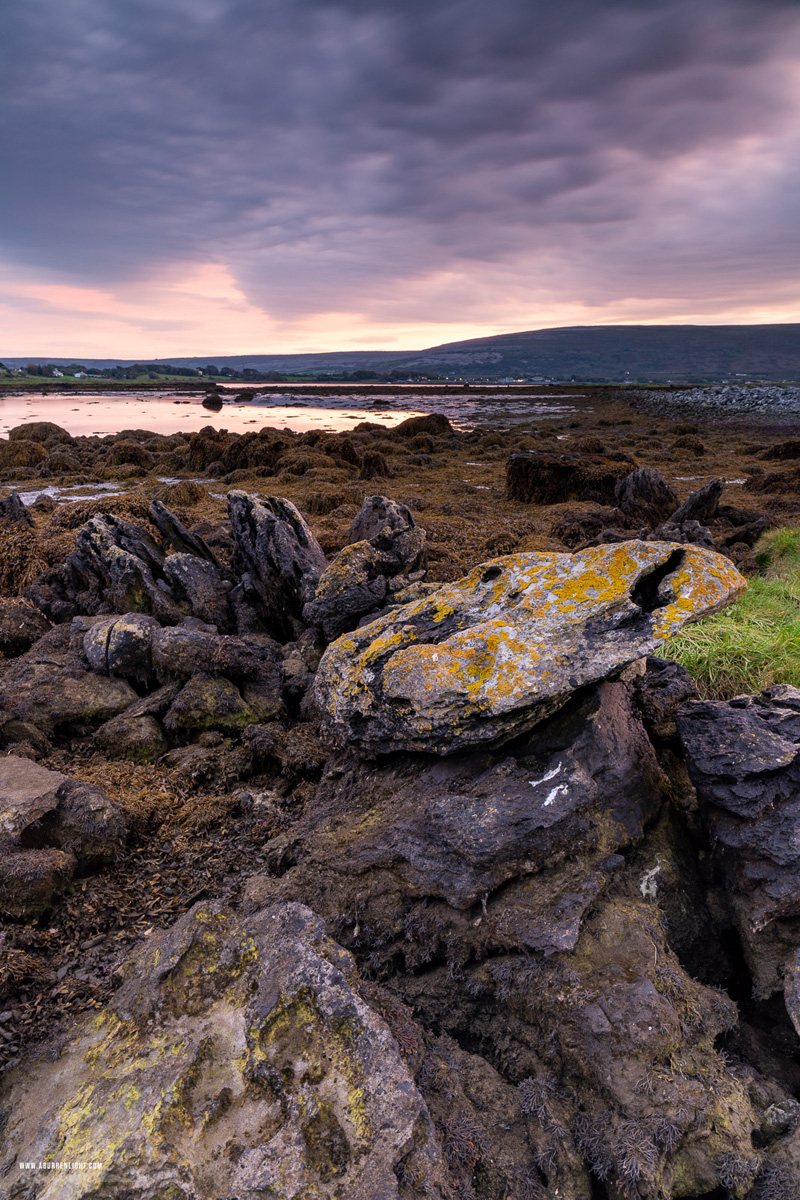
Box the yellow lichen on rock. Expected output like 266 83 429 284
0 901 447 1200
314 540 745 755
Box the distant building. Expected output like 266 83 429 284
52 368 63 377
73 371 87 378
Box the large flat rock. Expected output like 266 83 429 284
0 900 448 1199
315 540 745 755
0 755 67 840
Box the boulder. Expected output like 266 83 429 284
26 502 230 625
0 900 449 1199
74 513 183 623
303 519 426 641
506 449 633 505
228 491 328 641
677 686 800 1001
0 629 137 732
250 681 667 947
651 519 717 551
315 541 745 756
148 499 220 565
245 684 760 1198
162 552 233 630
82 612 161 684
151 624 283 689
0 600 49 657
93 713 167 762
163 673 255 740
669 478 724 525
0 491 33 527
0 756 125 918
615 467 679 528
345 494 416 544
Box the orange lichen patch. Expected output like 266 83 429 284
315 541 746 754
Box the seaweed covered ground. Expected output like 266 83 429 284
2 387 800 1198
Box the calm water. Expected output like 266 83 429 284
0 388 582 439
0 392 427 438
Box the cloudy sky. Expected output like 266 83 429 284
1 0 799 357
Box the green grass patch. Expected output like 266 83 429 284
662 528 800 699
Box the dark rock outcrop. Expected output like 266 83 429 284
669 478 724 525
0 900 450 1199
244 681 761 1198
227 491 328 641
0 756 125 918
303 497 426 640
507 449 633 505
0 622 137 732
345 494 416 545
615 467 679 528
0 492 33 528
678 686 800 1001
0 600 49 657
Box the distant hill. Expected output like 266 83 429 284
4 323 799 382
386 324 800 382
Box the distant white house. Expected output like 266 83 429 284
52 368 63 377
73 371 87 378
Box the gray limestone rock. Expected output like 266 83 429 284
228 490 328 641
162 552 233 630
148 498 220 565
315 541 745 756
615 467 679 528
82 612 161 684
669 478 725 525
75 513 182 622
0 756 125 917
345 494 416 544
0 900 449 1199
302 522 426 641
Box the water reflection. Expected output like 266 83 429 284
0 392 427 438
0 387 582 440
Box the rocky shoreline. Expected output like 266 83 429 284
1 407 800 1198
631 385 800 426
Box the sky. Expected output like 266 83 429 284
1 0 800 358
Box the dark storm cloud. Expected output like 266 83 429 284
1 0 799 318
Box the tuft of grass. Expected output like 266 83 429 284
663 528 800 699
